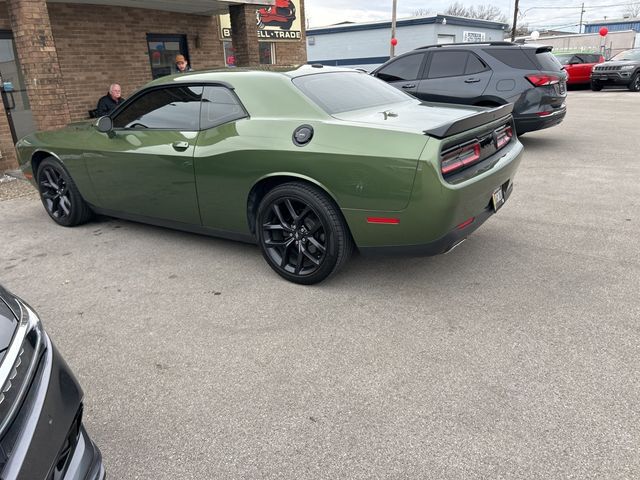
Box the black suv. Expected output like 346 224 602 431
590 48 640 91
371 42 567 135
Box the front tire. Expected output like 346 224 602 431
256 182 352 285
591 80 603 91
628 73 640 92
37 157 93 227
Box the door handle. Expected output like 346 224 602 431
464 78 481 83
172 141 189 151
401 84 416 89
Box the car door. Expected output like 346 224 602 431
373 52 427 96
416 50 492 104
569 55 590 83
193 85 251 233
85 85 203 224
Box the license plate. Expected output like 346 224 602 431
492 186 505 212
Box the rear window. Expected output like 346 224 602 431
534 51 563 72
293 71 412 114
484 48 537 69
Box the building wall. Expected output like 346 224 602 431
47 3 224 122
273 0 307 66
307 17 506 71
585 19 640 34
529 31 637 58
0 2 15 171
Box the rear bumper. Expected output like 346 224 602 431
515 105 566 134
359 182 513 256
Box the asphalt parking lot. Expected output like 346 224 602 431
1 89 639 479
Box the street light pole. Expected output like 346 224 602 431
390 0 397 57
511 0 519 41
579 2 585 33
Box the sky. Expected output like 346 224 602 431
304 0 639 32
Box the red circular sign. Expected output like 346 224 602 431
391 38 398 46
599 27 608 37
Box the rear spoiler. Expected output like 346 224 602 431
423 103 514 139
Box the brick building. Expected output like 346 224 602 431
0 0 307 172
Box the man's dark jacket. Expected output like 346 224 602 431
96 93 125 117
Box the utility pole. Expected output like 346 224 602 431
579 2 585 33
511 0 520 41
390 0 397 57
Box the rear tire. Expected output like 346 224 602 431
628 73 640 92
36 157 93 227
591 80 603 91
256 182 352 285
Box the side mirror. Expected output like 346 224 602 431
96 116 113 133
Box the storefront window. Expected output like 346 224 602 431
223 42 275 66
260 43 275 65
147 34 189 78
223 42 236 67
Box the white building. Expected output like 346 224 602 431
307 14 509 71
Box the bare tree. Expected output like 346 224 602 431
623 2 640 17
505 23 531 39
413 8 432 16
440 2 508 23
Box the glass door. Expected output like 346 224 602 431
0 31 35 143
147 34 189 79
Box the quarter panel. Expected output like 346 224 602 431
193 119 427 233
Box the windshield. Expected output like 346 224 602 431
554 54 574 65
293 71 413 114
611 49 640 61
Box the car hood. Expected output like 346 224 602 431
596 60 638 67
332 101 511 138
0 286 19 357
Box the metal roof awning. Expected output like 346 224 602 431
46 0 274 16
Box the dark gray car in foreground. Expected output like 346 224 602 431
0 285 104 480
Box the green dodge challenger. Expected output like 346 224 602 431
17 66 523 284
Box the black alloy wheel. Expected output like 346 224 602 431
37 157 92 227
628 73 640 92
591 80 603 91
257 182 352 285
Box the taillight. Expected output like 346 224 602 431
495 126 513 149
526 74 560 86
441 141 481 175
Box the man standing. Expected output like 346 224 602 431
96 83 125 117
175 54 192 73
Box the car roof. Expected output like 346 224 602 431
415 41 528 50
145 64 359 88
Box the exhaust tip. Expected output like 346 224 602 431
444 238 467 254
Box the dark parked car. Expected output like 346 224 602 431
590 48 640 91
554 52 604 85
0 285 104 479
17 66 523 285
372 42 568 135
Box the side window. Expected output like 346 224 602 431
465 53 488 74
427 51 468 78
376 53 425 82
573 55 585 64
200 86 247 129
113 86 203 130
